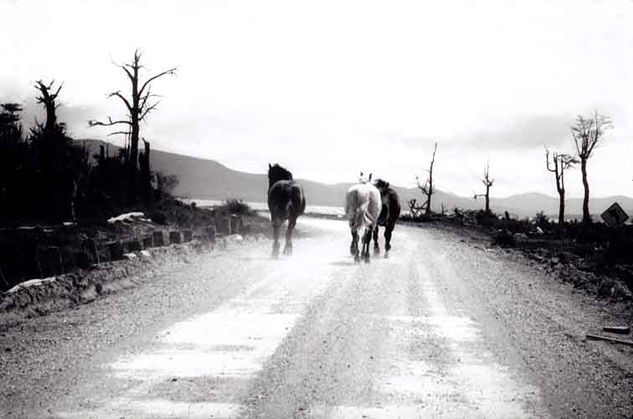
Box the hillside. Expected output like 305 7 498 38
77 139 633 219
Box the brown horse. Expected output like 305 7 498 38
267 163 306 258
372 178 401 255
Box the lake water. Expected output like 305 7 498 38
184 199 346 217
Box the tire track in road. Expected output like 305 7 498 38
319 231 544 418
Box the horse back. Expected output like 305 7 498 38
268 180 305 219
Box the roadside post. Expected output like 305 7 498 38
601 202 630 264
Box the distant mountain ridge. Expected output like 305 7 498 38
77 139 633 220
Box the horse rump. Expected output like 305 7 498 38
345 183 382 262
267 176 305 258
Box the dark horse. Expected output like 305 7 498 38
372 178 401 254
267 163 306 258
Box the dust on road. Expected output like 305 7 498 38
1 218 632 418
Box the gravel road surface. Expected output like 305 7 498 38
1 218 632 418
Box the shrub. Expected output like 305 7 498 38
222 199 255 216
149 210 168 225
475 210 499 227
535 211 550 230
494 229 516 247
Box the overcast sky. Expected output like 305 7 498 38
2 0 633 198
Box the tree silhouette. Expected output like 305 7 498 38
474 161 494 213
416 142 438 215
571 111 612 225
35 80 63 133
89 49 176 201
28 80 88 222
545 147 577 226
0 103 26 214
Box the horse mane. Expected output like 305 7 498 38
374 178 390 190
268 163 293 187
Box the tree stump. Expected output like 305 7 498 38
142 235 153 249
108 241 124 260
152 231 165 247
216 216 231 235
84 238 100 265
204 225 217 242
126 239 143 252
169 231 182 244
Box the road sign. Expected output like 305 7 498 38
601 202 629 228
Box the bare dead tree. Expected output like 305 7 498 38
545 147 577 226
408 198 425 217
35 80 63 132
89 49 176 200
570 111 612 225
474 161 494 213
415 142 438 215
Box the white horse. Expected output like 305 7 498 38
345 173 382 263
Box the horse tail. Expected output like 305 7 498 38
349 200 370 230
359 201 372 229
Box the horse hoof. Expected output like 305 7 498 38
283 247 293 256
373 247 380 255
354 255 360 263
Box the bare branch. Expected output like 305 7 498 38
52 82 63 99
107 91 133 113
416 181 429 196
139 101 160 121
35 80 62 102
139 67 177 97
571 112 611 160
111 56 136 83
88 116 132 127
139 86 155 113
481 161 494 186
545 147 556 173
107 130 131 137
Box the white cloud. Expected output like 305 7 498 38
2 0 633 198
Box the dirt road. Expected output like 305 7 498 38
1 218 632 418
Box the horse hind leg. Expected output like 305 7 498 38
283 216 296 256
361 227 372 263
373 225 380 254
384 222 394 253
350 228 360 262
271 218 282 259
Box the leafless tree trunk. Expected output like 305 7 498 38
35 80 62 132
545 147 577 225
416 142 438 215
474 161 494 213
89 49 176 201
571 111 612 225
139 138 152 206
